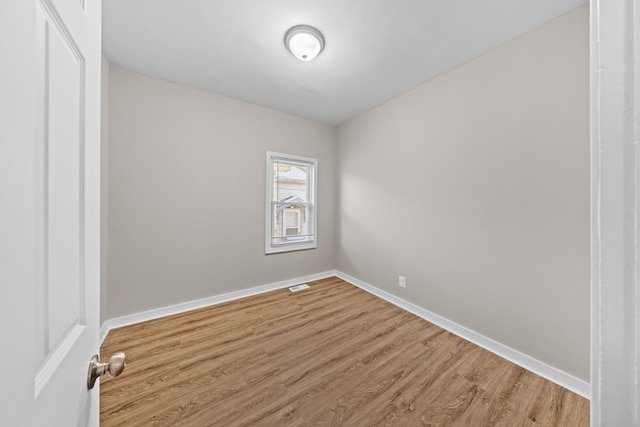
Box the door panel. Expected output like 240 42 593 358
39 0 85 366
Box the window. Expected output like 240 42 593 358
265 152 317 254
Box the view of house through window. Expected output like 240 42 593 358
266 152 317 254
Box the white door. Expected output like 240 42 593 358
0 0 102 425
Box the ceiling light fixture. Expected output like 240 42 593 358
284 25 325 62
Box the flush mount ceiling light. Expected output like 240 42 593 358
284 25 325 62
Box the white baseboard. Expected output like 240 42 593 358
99 270 337 344
334 271 591 400
100 269 590 399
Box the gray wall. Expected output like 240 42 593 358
106 67 336 319
336 5 589 380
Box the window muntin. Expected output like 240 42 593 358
266 152 317 254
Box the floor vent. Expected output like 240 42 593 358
289 284 310 292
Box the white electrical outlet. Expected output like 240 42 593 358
399 276 406 288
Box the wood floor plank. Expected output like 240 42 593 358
101 277 589 426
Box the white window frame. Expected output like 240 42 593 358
265 151 317 254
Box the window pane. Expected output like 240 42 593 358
274 161 309 203
271 203 314 246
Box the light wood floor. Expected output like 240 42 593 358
100 277 589 426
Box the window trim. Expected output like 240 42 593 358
265 151 317 254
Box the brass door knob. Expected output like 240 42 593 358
87 351 126 389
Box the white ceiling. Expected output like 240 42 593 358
103 0 586 125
